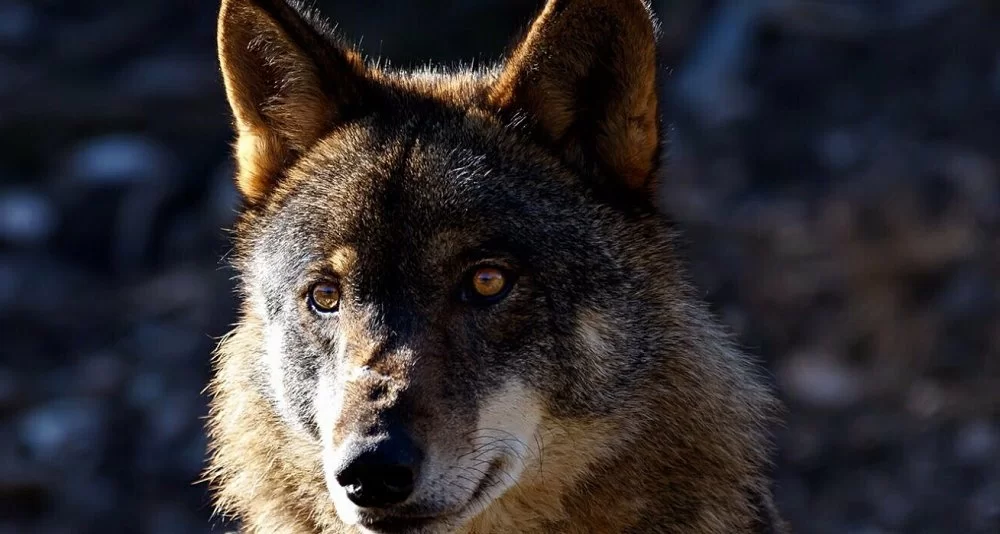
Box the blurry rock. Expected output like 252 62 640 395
969 481 1000 530
765 0 961 38
129 268 217 323
149 391 198 446
179 428 208 481
161 213 203 263
56 133 181 273
864 475 913 529
892 0 964 29
126 371 166 410
65 134 173 186
18 398 107 471
76 352 127 398
119 54 218 99
994 53 1000 97
145 501 207 534
936 268 995 319
673 0 759 130
0 465 50 527
0 258 20 311
0 368 18 411
128 322 203 364
0 2 37 47
818 129 864 171
209 161 240 230
781 350 865 409
846 412 904 454
113 182 177 274
0 189 56 246
764 0 876 39
10 260 114 329
782 421 827 466
954 419 999 465
906 380 946 419
137 391 204 479
940 148 998 221
61 474 118 524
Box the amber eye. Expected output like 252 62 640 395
308 282 341 313
462 266 513 304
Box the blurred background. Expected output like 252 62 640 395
1 0 998 532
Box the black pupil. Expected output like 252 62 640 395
314 286 338 309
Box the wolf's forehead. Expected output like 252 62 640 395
274 130 537 259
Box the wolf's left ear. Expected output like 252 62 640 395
489 0 661 193
218 0 368 203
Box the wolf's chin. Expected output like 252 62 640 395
338 458 513 534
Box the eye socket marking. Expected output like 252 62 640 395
308 281 341 313
461 265 516 305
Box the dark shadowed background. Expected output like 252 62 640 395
1 1 998 533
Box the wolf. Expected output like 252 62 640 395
206 0 786 532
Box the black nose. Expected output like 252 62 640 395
334 430 422 509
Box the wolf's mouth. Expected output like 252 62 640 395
463 458 505 505
357 460 504 533
359 515 436 534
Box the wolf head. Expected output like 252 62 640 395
212 1 767 533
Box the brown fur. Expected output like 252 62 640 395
488 0 662 191
207 0 786 533
217 0 366 202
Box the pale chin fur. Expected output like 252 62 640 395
321 379 543 533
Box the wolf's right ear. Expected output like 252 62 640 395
488 0 661 195
218 0 367 203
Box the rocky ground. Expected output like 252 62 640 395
0 1 997 533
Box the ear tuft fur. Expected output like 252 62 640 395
489 0 662 192
217 0 367 203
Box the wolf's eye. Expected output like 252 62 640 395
461 266 514 305
308 282 341 313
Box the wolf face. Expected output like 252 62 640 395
239 111 668 532
210 1 778 533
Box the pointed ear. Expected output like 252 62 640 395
218 0 367 203
488 0 662 192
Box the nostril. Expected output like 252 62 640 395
337 462 416 508
379 464 415 495
336 466 363 495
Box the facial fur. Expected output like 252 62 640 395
206 1 785 533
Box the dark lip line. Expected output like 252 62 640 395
361 516 436 532
359 460 504 532
464 459 503 505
